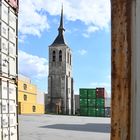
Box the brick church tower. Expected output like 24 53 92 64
47 6 75 115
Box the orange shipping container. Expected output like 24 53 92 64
5 0 18 10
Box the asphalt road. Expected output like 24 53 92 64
19 114 110 140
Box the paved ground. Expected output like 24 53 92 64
19 115 110 140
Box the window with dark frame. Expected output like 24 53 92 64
23 94 27 101
23 84 27 90
59 50 62 61
32 106 36 112
52 50 56 62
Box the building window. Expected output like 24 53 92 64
32 106 36 112
69 72 70 77
24 94 27 101
59 50 62 62
67 52 69 63
70 54 71 65
23 84 27 90
52 51 56 62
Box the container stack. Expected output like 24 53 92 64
95 88 105 117
104 98 111 117
80 88 109 117
87 89 96 116
79 89 88 116
0 0 18 140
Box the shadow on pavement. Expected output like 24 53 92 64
40 123 110 133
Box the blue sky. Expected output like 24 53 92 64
18 0 111 97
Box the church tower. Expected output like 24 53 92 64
48 6 75 115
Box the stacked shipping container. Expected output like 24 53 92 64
104 98 111 117
0 0 18 140
95 88 106 117
79 89 88 116
87 89 96 116
80 88 110 117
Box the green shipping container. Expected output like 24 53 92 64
96 98 105 107
96 108 105 117
88 108 96 116
88 99 96 107
80 99 88 107
88 89 96 99
80 89 88 99
80 107 88 116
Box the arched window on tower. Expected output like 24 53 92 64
70 54 71 65
52 50 56 62
59 50 62 62
67 52 69 63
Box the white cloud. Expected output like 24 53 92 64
18 35 27 43
78 49 87 55
82 33 90 38
61 0 110 29
82 26 99 37
87 26 99 33
19 0 49 37
90 82 110 88
18 0 111 37
18 50 48 79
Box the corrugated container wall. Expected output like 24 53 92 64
79 88 109 117
96 88 107 98
0 0 19 140
105 98 111 107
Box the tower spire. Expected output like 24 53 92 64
58 4 65 34
51 5 66 46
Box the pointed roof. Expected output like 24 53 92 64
51 5 66 46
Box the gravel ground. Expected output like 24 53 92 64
19 114 110 140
